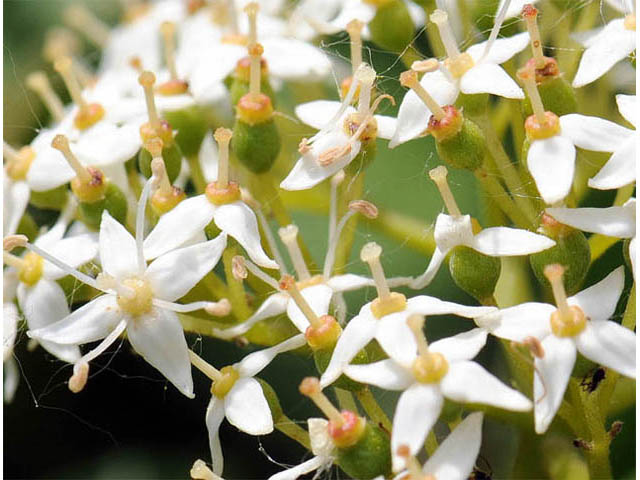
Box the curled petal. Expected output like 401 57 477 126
460 63 524 99
205 397 226 476
545 201 636 238
429 328 488 362
344 359 413 391
237 334 306 378
475 302 553 341
467 31 530 65
326 274 374 292
527 135 576 204
616 94 636 127
576 321 635 379
569 266 625 322
588 136 636 190
225 377 274 435
472 227 555 256
560 114 633 152
295 101 350 131
3 180 30 237
211 293 289 339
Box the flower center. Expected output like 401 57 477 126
518 63 560 139
19 252 44 286
544 264 586 337
211 365 239 398
361 242 407 318
407 315 449 383
116 277 154 316
624 13 636 31
524 111 561 140
430 9 474 78
444 52 474 79
343 113 378 143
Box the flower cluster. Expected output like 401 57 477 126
3 0 636 478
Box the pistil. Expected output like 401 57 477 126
517 65 547 125
63 4 110 48
407 314 449 384
215 127 232 189
279 275 323 329
26 71 65 123
361 242 407 318
248 43 264 99
54 56 104 129
522 5 545 69
356 64 376 117
189 349 223 382
400 67 446 121
160 22 179 81
148 138 185 214
396 445 433 480
544 264 586 337
139 71 162 131
299 377 344 425
430 10 460 59
244 3 259 44
429 166 462 217
278 225 310 281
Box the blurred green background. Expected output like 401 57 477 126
3 0 634 478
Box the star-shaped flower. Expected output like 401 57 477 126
410 166 555 289
572 1 636 88
476 265 636 433
345 316 530 471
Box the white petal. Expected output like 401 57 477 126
127 308 194 398
441 360 532 411
295 102 347 131
213 201 278 269
460 63 524 99
308 417 333 457
429 328 488 362
42 235 98 280
211 293 289 339
467 31 530 65
374 311 417 367
4 356 19 402
26 147 74 191
99 211 138 280
472 227 555 256
326 274 374 292
572 20 635 88
407 295 496 319
262 38 331 79
27 294 122 345
422 412 483 480
545 202 635 238
433 214 475 252
616 94 636 127
389 70 457 148
145 234 227 302
527 135 576 204
237 334 306 377
410 247 447 289
3 303 18 361
205 397 226 476
73 122 142 167
475 302 553 341
268 457 325 480
569 266 625 322
560 114 633 152
143 195 214 260
3 180 30 236
286 284 334 332
629 237 636 280
224 377 274 435
534 335 576 433
391 384 443 472
575 321 635 378
373 115 397 141
198 133 219 184
588 136 636 190
18 281 80 363
319 309 377 388
343 359 413 390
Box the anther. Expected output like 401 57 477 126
189 349 223 382
278 225 311 281
3 235 28 252
348 200 378 219
205 299 232 317
43 27 81 64
191 459 220 480
129 56 143 73
26 71 65 123
138 71 161 130
3 142 35 181
299 377 344 425
244 2 260 45
68 362 89 393
400 70 446 121
232 255 248 280
429 166 462 217
346 20 364 74
279 275 323 328
214 127 232 189
517 65 547 125
430 9 460 59
522 5 545 68
522 336 545 358
63 4 110 48
54 56 104 129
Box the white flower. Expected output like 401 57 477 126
546 198 636 278
344 326 530 471
476 266 636 433
203 334 307 475
572 1 636 88
588 95 636 190
3 283 20 403
268 417 335 480
390 7 529 148
27 179 229 397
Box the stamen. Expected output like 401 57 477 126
355 64 376 117
430 10 460 59
3 234 27 252
396 445 426 480
543 264 572 320
63 4 110 48
214 128 232 189
129 56 143 73
400 68 446 121
517 65 547 125
240 256 282 290
26 71 65 123
51 134 91 183
299 377 344 426
328 171 345 252
429 166 462 217
522 336 545 358
138 71 161 130
248 43 264 98
279 275 323 328
346 20 364 74
3 251 25 270
360 242 391 300
278 225 310 281
53 56 87 110
244 3 260 45
522 5 545 69
407 314 429 356
149 147 173 196
189 349 223 382
205 299 232 317
152 298 230 315
481 0 512 62
232 255 248 280
68 362 89 393
160 22 179 81
136 177 155 274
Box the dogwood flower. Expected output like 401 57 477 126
410 166 555 289
572 0 636 88
281 64 396 190
518 65 635 204
546 198 636 278
26 177 229 397
345 315 530 471
390 5 528 147
476 265 636 433
589 94 636 190
268 417 335 480
375 411 484 480
189 334 306 475
320 242 496 388
142 128 277 268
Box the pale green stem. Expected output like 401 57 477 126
275 415 311 450
335 388 359 413
355 388 392 433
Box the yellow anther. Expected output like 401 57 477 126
524 111 561 140
211 366 240 398
205 181 241 205
443 52 474 78
18 252 45 286
412 352 449 383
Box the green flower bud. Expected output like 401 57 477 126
336 421 392 480
78 182 128 229
30 185 68 210
367 0 414 53
449 245 501 304
520 58 577 118
530 215 591 295
164 106 208 157
429 106 486 171
138 143 182 183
